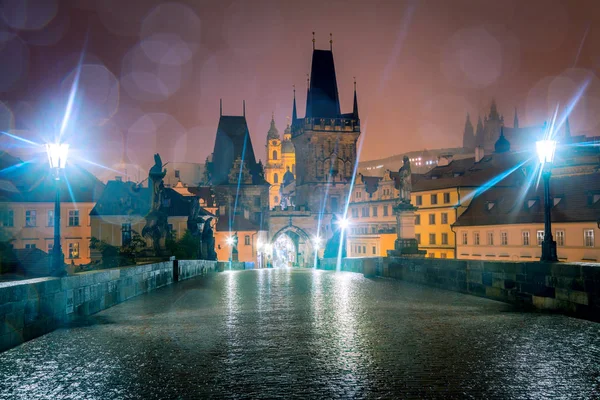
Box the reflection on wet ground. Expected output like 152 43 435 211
0 269 599 399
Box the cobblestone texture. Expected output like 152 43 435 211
0 269 599 399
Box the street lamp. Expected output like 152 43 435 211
46 143 69 276
226 232 238 262
536 139 558 262
338 217 349 230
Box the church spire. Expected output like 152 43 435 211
565 116 571 137
513 107 519 128
475 115 484 147
352 77 359 120
462 113 475 149
292 85 297 120
267 112 279 140
489 98 499 120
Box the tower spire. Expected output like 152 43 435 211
243 100 246 117
513 107 519 128
312 31 315 50
462 113 475 149
292 85 297 123
220 98 222 116
329 33 333 51
353 77 359 120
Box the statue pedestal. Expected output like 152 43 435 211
387 202 426 258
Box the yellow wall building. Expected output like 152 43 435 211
347 171 399 257
264 116 295 209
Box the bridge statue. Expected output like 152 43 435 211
142 154 169 256
323 214 347 259
201 217 217 261
395 156 412 204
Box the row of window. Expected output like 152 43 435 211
415 192 451 206
350 225 396 235
415 213 449 225
1 209 82 228
352 244 377 255
460 230 595 247
416 233 449 245
355 187 393 199
351 205 390 218
23 242 81 259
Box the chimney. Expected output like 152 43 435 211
437 154 453 167
475 146 485 163
115 176 123 182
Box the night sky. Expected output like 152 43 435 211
1 0 599 178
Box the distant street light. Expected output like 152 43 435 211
227 232 238 262
536 139 558 262
338 217 349 230
312 236 322 250
46 143 69 276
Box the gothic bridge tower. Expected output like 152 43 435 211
290 45 360 213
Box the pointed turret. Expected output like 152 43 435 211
489 99 499 120
475 115 484 147
267 113 279 140
352 78 359 120
305 48 341 118
291 86 298 123
494 126 510 153
565 116 571 137
462 113 475 149
513 107 519 128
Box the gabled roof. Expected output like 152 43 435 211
90 180 205 218
306 49 341 119
216 214 261 232
211 115 259 185
454 172 600 226
0 156 105 203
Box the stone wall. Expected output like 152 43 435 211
321 256 600 321
319 257 384 276
0 260 220 352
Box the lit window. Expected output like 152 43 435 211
383 205 388 216
25 210 37 227
441 213 448 224
122 223 132 246
441 233 448 245
537 230 544 246
555 230 565 247
501 232 508 246
584 230 594 247
25 243 36 249
461 232 468 245
440 253 447 259
429 233 436 244
487 232 494 246
372 206 378 217
473 232 480 245
1 209 14 227
443 193 450 204
68 210 80 226
522 231 530 246
416 195 422 206
274 173 279 184
415 215 420 225
68 242 80 259
245 235 250 246
48 210 54 227
431 194 438 205
429 214 436 225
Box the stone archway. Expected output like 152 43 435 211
271 225 315 268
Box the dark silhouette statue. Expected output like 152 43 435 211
323 214 347 259
142 153 169 256
201 217 217 261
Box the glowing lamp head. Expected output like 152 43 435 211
312 236 322 249
256 240 263 251
338 217 349 230
46 143 69 170
536 139 557 164
226 236 235 246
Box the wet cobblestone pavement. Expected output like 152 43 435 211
0 269 599 399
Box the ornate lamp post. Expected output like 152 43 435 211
536 139 558 262
46 142 69 276
226 232 238 262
